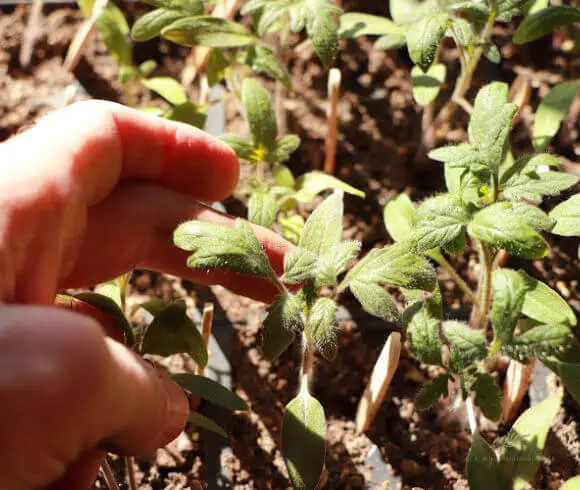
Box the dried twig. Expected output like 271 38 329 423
503 358 535 424
101 456 120 490
20 0 44 68
197 303 214 377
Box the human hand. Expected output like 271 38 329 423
0 101 292 489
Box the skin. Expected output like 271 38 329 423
0 100 292 489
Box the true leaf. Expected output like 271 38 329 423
283 249 318 284
374 33 407 50
95 281 123 309
238 46 292 88
484 43 501 64
472 373 502 422
406 12 449 72
510 202 554 232
294 171 365 203
467 202 549 259
97 4 132 65
248 191 277 229
189 411 227 438
141 77 188 105
308 297 338 360
502 170 578 203
316 241 361 287
532 80 580 150
390 0 439 25
561 476 580 490
499 394 561 490
443 231 466 255
411 63 446 106
132 9 186 42
161 16 255 48
266 134 301 163
443 320 487 372
282 392 326 490
279 213 305 244
338 12 403 38
262 294 304 360
139 0 204 12
343 241 437 292
503 324 572 361
273 164 296 188
174 219 275 279
242 78 277 152
403 286 443 365
415 373 450 409
450 17 475 46
491 268 529 344
173 373 248 411
518 270 577 326
142 302 208 366
165 101 206 128
467 432 502 490
299 190 343 256
550 194 580 236
383 193 415 242
207 49 231 87
219 134 255 161
412 194 470 252
514 6 580 44
349 280 399 322
559 362 580 404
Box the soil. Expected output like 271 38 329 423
1 2 580 489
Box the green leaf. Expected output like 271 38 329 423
142 301 208 366
308 297 338 360
133 298 167 318
141 77 188 105
338 12 403 38
282 392 326 490
412 194 470 252
293 0 342 66
279 213 305 244
219 134 255 161
561 476 580 490
550 194 580 236
299 190 343 257
429 143 488 174
283 249 318 284
472 373 502 422
390 0 439 25
450 17 475 46
189 411 227 438
97 4 132 65
238 46 292 88
559 362 580 405
491 268 529 344
139 59 157 77
294 171 365 203
266 135 301 163
467 432 502 490
406 12 449 72
165 101 207 128
132 9 186 42
162 16 255 47
74 292 134 345
77 0 94 18
173 373 249 411
518 270 577 326
174 219 276 279
248 191 277 229
514 6 580 43
502 170 578 203
415 373 450 409
511 202 554 232
484 43 501 63
411 63 446 106
139 0 204 12
316 241 361 287
443 320 487 372
468 82 517 168
207 49 231 87
344 241 437 292
350 280 399 322
373 33 407 50
242 78 277 152
443 231 466 255
273 164 296 189
499 394 561 490
95 281 123 309
503 324 573 361
383 193 415 242
467 202 549 259
532 80 580 151
262 294 304 360
404 285 443 365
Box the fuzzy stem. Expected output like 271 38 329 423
434 255 477 303
300 333 315 393
125 456 137 490
101 457 120 490
465 396 478 434
470 240 493 330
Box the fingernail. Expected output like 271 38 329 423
160 376 189 431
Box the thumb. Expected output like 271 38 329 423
0 305 188 489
